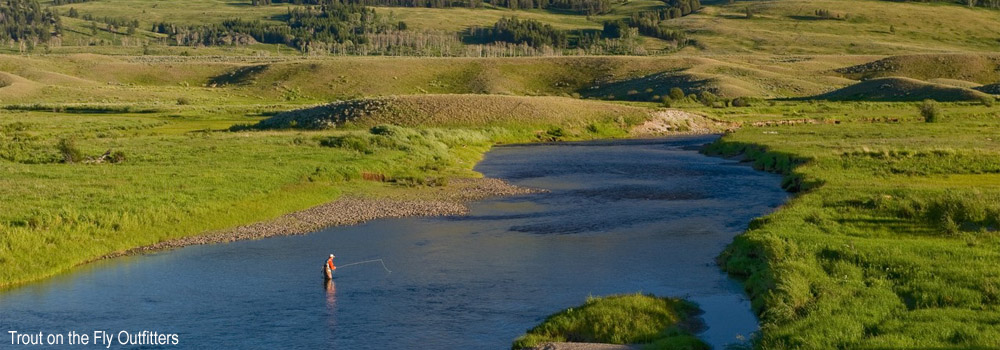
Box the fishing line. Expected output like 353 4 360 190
337 259 392 273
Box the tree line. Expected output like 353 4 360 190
152 3 401 49
255 0 482 7
467 0 699 51
467 17 652 54
0 0 61 43
627 0 698 41
249 0 698 19
68 11 141 35
467 17 568 49
251 0 612 15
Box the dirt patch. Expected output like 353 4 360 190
631 109 731 136
103 178 541 258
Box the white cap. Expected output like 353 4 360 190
330 254 335 258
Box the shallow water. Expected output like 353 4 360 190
1 136 787 349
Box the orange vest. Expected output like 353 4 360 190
327 258 336 270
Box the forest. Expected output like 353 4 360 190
0 0 61 43
152 4 401 50
2 0 699 55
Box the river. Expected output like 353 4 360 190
0 136 787 349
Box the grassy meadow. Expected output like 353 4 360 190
15 0 997 56
3 51 1000 348
4 0 1000 347
703 104 1000 348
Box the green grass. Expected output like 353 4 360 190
49 0 289 28
31 0 1000 56
511 294 708 350
5 0 1000 343
253 94 650 135
674 0 1000 55
815 77 992 102
701 103 1000 349
0 54 887 106
0 93 652 287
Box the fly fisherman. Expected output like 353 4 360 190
324 254 336 280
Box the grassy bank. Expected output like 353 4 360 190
512 294 707 350
704 104 1000 348
0 96 652 287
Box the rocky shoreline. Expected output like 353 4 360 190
103 178 541 259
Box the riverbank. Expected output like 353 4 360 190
704 109 1000 348
103 178 540 258
2 136 785 349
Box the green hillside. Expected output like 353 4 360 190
4 0 1000 349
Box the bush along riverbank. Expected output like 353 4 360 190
703 114 1000 349
512 294 708 350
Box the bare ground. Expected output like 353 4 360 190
531 343 639 350
632 109 733 136
102 178 541 259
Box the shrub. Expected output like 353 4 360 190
109 151 126 163
732 97 752 107
546 126 565 139
669 87 685 101
392 174 426 187
228 123 255 132
980 96 995 107
57 138 83 163
699 91 718 107
369 124 402 136
319 134 374 154
661 96 672 108
920 99 942 123
176 97 192 105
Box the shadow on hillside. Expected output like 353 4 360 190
580 70 709 101
787 15 843 21
208 64 269 87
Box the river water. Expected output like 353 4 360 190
1 136 786 349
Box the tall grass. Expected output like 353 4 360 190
0 112 496 286
709 109 1000 349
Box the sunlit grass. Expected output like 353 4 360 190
706 108 1000 349
512 294 707 350
0 96 650 287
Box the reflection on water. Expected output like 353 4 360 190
0 136 787 349
325 280 337 309
325 280 337 333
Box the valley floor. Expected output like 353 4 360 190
2 50 1000 349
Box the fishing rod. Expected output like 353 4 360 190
337 259 392 273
